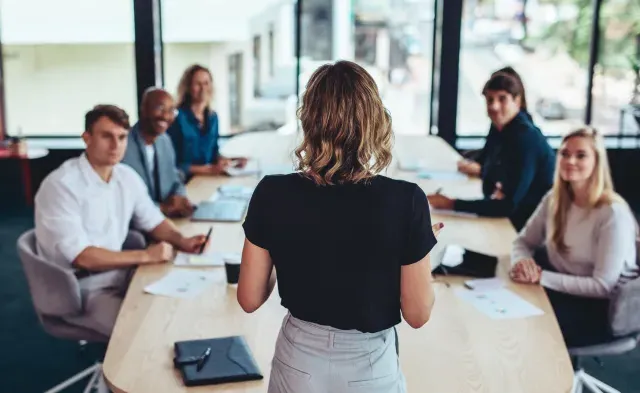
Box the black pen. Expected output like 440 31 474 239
196 347 212 372
435 187 443 195
199 227 213 254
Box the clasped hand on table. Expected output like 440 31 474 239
510 259 542 284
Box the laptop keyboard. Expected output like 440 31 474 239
192 198 249 222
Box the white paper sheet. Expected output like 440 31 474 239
463 277 506 291
397 159 427 172
144 270 217 299
455 288 544 320
417 170 468 181
441 244 465 267
173 251 241 267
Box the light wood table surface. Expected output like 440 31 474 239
103 133 573 393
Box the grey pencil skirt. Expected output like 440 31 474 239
268 313 407 393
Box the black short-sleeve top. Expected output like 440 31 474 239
242 174 437 333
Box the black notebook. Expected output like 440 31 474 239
174 336 263 387
432 246 498 278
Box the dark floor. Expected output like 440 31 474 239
1 207 639 393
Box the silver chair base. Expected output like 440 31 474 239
572 369 620 393
44 362 108 393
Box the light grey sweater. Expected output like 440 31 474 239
512 193 638 298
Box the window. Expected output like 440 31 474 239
253 35 262 97
457 0 590 137
269 24 275 77
298 0 435 136
592 0 639 136
1 0 137 136
229 53 243 129
161 0 296 135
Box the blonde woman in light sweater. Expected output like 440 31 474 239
510 126 638 347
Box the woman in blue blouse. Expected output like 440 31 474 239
168 64 248 179
427 68 555 231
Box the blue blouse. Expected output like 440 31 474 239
167 107 220 176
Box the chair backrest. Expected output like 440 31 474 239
609 237 640 337
16 229 82 317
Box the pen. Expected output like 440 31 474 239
435 187 443 195
196 347 212 372
199 227 213 254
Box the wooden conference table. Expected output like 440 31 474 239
103 133 573 393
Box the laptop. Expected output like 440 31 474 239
191 197 249 222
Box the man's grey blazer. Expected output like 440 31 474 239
121 123 186 204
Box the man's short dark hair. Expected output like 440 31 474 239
85 104 130 133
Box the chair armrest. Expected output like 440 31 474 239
122 230 147 251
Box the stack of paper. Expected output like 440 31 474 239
144 270 217 299
174 251 240 267
455 287 544 320
218 185 254 199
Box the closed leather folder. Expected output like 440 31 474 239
432 247 498 278
174 336 263 387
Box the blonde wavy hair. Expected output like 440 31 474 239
295 61 393 185
176 64 214 109
549 126 623 253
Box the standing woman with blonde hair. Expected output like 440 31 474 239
510 126 638 347
167 64 247 180
237 61 442 393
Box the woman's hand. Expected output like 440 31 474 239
427 194 455 210
457 159 481 177
490 182 505 200
432 222 444 238
231 157 249 168
510 259 542 284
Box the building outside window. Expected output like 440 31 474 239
591 0 639 137
297 0 435 136
1 0 137 136
457 0 593 137
162 0 294 135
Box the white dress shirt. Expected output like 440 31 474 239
144 144 155 179
35 153 166 267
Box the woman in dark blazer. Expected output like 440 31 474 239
427 68 555 231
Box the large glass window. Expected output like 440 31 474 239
592 0 639 136
1 0 137 136
457 0 591 137
297 0 435 136
161 0 296 135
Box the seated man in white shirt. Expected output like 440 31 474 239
35 104 209 337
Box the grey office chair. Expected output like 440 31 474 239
17 229 146 393
569 241 640 393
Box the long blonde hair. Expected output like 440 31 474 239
550 126 623 253
294 61 393 185
176 64 214 109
